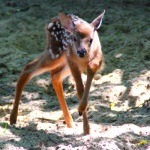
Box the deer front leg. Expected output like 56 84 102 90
78 63 98 116
67 59 90 134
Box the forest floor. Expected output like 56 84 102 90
0 0 150 149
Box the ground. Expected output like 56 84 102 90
0 0 150 149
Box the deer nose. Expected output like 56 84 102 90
77 49 87 58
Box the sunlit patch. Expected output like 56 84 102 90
93 69 124 84
115 53 123 59
36 78 50 90
0 105 12 117
22 91 40 100
29 110 62 121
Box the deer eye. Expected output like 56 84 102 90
89 39 93 45
74 36 77 42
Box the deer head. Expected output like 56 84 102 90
58 11 105 58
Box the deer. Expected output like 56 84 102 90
10 11 105 135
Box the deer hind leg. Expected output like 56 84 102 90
10 54 53 125
51 65 73 128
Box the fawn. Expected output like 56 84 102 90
10 11 105 135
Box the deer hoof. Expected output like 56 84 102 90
79 111 83 116
10 118 16 125
78 102 87 116
10 112 17 125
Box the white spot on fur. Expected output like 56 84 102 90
55 54 60 59
48 23 53 29
58 47 62 52
63 40 68 46
66 50 70 56
64 33 67 38
51 32 54 35
63 45 68 51
49 48 55 59
53 34 56 37
57 23 60 28
66 34 70 38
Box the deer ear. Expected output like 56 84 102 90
58 13 74 32
91 10 105 30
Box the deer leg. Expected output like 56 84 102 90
72 70 90 135
78 67 95 116
77 67 96 135
78 59 102 116
67 59 90 135
10 54 52 125
10 70 31 125
51 66 73 128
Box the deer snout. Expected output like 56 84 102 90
77 48 87 58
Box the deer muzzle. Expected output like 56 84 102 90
77 48 87 58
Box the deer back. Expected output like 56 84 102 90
46 17 74 60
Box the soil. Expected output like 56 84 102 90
0 0 150 149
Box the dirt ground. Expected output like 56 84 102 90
0 0 150 149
